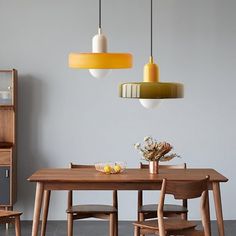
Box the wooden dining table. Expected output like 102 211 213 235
28 168 228 236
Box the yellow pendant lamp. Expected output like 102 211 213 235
69 0 133 78
119 0 184 109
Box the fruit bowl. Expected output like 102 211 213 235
95 162 126 174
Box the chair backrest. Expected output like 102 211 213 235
158 176 209 235
139 162 186 170
165 178 209 200
164 177 209 200
68 163 118 208
138 162 187 212
70 163 94 169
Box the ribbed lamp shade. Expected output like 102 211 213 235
119 82 184 99
119 57 184 99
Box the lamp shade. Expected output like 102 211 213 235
68 0 133 77
69 53 133 69
119 82 184 99
119 57 184 99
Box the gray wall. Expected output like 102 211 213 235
0 0 235 220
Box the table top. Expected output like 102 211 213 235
28 168 228 183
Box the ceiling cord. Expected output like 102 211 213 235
99 0 102 29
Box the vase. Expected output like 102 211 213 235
149 161 159 174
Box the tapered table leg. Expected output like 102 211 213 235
212 182 225 236
41 190 51 236
32 182 44 236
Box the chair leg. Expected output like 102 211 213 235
181 212 188 220
67 213 73 236
15 216 21 236
139 213 144 236
109 213 115 236
5 206 10 230
203 192 212 236
114 213 118 236
134 225 139 236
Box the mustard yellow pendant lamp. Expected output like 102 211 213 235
119 0 184 109
69 0 133 78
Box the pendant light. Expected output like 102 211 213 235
69 0 133 79
119 0 184 109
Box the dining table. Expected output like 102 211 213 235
28 167 228 236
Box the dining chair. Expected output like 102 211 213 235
0 210 22 236
66 163 118 236
138 163 188 222
134 176 211 236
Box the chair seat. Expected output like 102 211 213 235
66 204 117 214
0 210 22 218
138 204 188 214
133 219 197 232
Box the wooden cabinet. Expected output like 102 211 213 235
0 69 17 210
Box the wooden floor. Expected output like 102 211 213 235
0 221 235 236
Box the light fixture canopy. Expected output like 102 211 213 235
68 0 133 77
119 0 184 108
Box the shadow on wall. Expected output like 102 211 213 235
16 74 49 218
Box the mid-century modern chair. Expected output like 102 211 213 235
134 176 211 236
0 210 22 236
66 163 118 236
138 163 188 223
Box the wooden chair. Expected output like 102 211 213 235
66 163 118 236
134 176 211 236
138 163 188 226
0 210 22 236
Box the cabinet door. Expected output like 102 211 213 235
0 166 10 205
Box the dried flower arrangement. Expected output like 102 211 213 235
134 136 180 162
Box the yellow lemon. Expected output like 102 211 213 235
114 165 122 173
103 165 111 174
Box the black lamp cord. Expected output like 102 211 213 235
99 0 102 29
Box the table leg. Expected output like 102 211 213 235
41 190 51 236
32 182 44 236
212 182 225 236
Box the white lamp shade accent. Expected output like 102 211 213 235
139 99 160 109
89 31 110 78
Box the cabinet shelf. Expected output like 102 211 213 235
0 105 14 110
0 142 13 149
